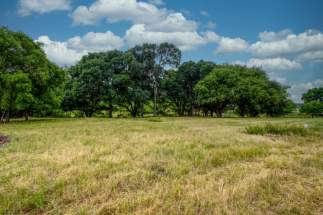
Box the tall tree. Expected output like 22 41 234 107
63 51 125 117
300 87 323 117
129 43 181 116
195 68 237 117
0 27 65 122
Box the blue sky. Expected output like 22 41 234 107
1 0 323 102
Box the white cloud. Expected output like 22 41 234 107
215 37 248 53
234 58 301 72
145 13 197 32
67 31 124 52
148 0 164 6
72 0 166 25
124 24 207 51
202 31 220 43
36 31 124 66
36 36 85 67
258 29 292 42
250 30 323 57
296 50 323 63
18 0 70 16
288 79 323 103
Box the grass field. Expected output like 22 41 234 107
0 117 322 214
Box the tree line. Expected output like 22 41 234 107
1 27 322 122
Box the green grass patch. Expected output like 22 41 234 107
245 124 310 136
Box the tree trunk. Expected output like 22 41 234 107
0 111 6 123
5 110 10 123
153 83 158 117
216 109 223 118
108 101 113 118
24 111 29 121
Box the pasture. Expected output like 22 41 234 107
0 117 322 214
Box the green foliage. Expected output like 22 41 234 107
302 87 323 103
245 124 309 136
194 65 293 117
63 51 126 117
300 88 323 117
0 27 295 119
300 101 323 116
195 67 236 117
161 60 216 116
0 27 65 122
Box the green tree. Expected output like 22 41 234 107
195 68 237 117
113 52 151 117
301 101 323 117
162 60 216 116
129 43 181 116
63 51 125 117
302 87 323 103
0 27 65 122
300 87 323 117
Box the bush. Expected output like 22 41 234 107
245 124 309 136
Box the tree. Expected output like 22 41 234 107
301 101 323 117
195 68 237 117
300 87 323 117
262 81 293 117
113 52 151 117
161 60 216 116
129 43 181 116
63 51 125 117
0 27 65 122
302 87 323 103
161 70 187 116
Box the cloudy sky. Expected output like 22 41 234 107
1 0 323 102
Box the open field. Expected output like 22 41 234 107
0 117 323 214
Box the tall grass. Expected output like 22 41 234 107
0 117 322 214
245 124 309 136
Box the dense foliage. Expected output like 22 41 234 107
0 27 65 122
0 28 300 120
194 66 293 117
300 87 323 117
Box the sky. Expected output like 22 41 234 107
1 0 323 102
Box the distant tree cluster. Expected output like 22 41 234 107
0 27 303 121
300 87 323 117
164 64 294 117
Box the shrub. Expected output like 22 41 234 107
245 124 309 136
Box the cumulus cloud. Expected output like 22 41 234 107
145 13 197 32
288 79 323 103
250 30 323 57
234 58 301 72
72 0 166 25
258 29 292 42
148 0 164 6
71 0 215 50
215 37 248 53
124 24 207 51
67 31 124 52
296 50 323 63
36 31 124 66
18 0 70 16
36 36 85 67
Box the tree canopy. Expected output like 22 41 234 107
0 27 65 122
300 87 323 117
0 27 299 120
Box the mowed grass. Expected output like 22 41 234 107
0 117 322 214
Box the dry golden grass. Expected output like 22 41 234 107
0 117 322 214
